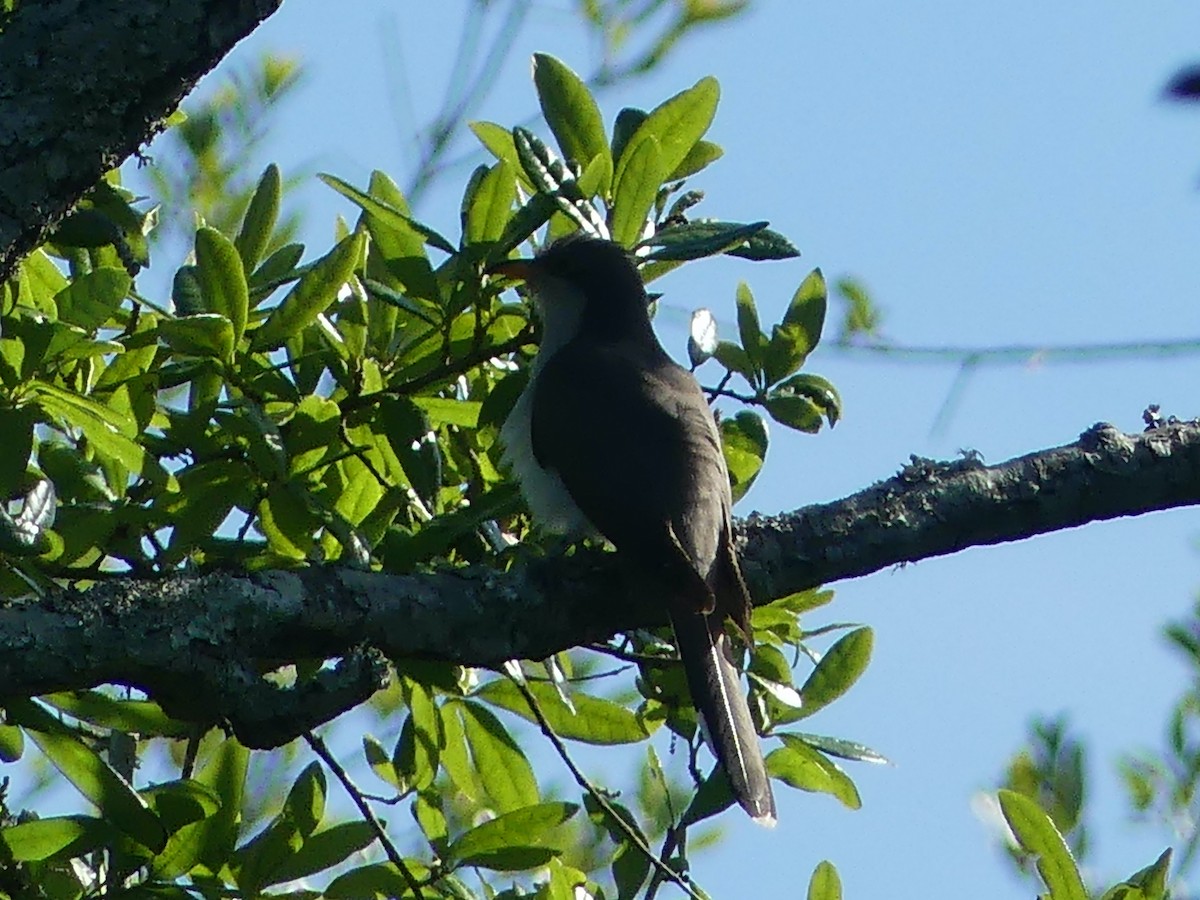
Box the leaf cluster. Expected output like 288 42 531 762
0 53 863 898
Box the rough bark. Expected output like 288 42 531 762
0 0 283 282
3 420 1197 747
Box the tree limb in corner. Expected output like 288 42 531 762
0 0 283 282
2 420 1196 746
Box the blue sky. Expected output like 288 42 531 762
137 2 1200 897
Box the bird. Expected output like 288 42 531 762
491 233 776 825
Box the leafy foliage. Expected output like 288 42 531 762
0 48 864 898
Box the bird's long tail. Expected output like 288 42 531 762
670 606 777 826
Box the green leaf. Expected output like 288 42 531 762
7 699 167 853
326 862 432 899
797 627 873 718
191 737 250 872
411 396 481 428
712 339 755 382
376 397 441 509
735 281 766 380
270 821 377 886
727 226 801 261
470 121 536 191
781 268 827 354
284 761 326 838
719 410 768 504
253 230 366 350
0 815 114 862
785 732 889 765
642 220 769 262
763 393 823 433
160 314 236 362
475 680 655 745
0 724 23 762
614 76 719 189
320 173 455 254
761 271 826 386
769 736 862 809
669 139 724 180
172 264 205 315
495 192 559 257
148 779 225 880
50 208 123 249
807 860 843 900
458 700 540 813
256 485 317 560
54 267 131 331
610 134 666 247
158 460 256 560
235 163 282 274
610 107 647 166
465 160 517 246
1101 849 1172 900
998 789 1088 900
250 242 305 295
141 780 222 834
39 691 191 738
195 226 250 348
394 681 440 794
363 733 402 790
766 373 841 432
234 811 304 894
445 801 578 871
533 53 612 190
20 249 68 316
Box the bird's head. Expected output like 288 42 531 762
489 234 652 344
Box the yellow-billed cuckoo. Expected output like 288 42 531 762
492 234 776 825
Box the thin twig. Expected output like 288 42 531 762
832 335 1200 364
505 671 704 900
585 642 676 667
703 370 735 404
645 825 684 900
341 329 532 412
304 730 423 898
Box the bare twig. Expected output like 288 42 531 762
506 671 703 900
304 730 423 897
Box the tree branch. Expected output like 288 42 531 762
0 0 283 281
4 420 1197 746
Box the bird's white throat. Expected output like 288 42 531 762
499 275 594 535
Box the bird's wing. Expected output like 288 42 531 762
531 340 727 597
531 338 772 821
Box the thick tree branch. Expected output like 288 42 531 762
3 421 1197 745
0 0 282 281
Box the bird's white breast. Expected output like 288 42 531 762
500 275 595 536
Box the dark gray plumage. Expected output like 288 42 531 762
496 236 776 824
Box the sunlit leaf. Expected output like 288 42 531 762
475 680 655 745
610 135 665 247
445 801 578 871
796 627 873 719
998 789 1088 900
195 227 249 348
54 267 131 331
533 53 612 192
253 230 366 350
719 410 768 503
7 700 166 853
235 163 282 274
807 860 843 900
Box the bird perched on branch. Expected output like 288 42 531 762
492 234 776 825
